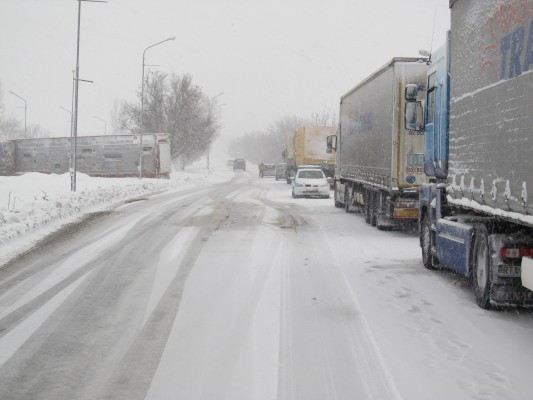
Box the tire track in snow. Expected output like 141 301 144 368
0 213 147 331
0 181 251 400
0 272 90 369
0 182 228 329
277 217 403 400
140 227 199 328
95 180 256 399
145 221 283 400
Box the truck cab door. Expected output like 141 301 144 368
424 43 449 179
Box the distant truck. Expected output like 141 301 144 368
328 58 429 229
408 0 533 308
284 125 335 184
1 134 171 178
233 158 246 171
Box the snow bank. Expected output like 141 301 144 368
0 172 176 245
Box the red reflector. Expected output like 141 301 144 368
500 247 533 258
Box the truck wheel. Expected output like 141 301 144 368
334 185 342 208
471 225 492 309
344 187 352 213
364 190 371 224
420 214 436 269
369 192 377 227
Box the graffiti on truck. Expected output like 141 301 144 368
480 0 533 79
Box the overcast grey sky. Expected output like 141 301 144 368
0 0 449 147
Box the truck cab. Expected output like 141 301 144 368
405 30 533 309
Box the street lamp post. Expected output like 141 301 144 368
93 116 107 135
72 0 106 192
139 36 175 180
9 91 27 138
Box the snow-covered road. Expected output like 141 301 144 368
0 170 532 400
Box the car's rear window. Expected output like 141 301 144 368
298 170 324 179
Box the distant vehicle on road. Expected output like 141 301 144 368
292 168 330 199
275 163 286 181
233 158 246 171
226 159 234 167
283 125 336 184
262 164 276 177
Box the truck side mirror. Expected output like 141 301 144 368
405 84 419 101
405 102 417 131
326 135 337 153
405 100 425 132
404 84 425 132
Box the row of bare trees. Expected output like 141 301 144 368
229 109 337 164
119 72 220 169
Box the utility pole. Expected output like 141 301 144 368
71 0 105 192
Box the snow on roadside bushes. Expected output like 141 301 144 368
0 172 176 245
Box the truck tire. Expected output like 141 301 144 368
364 190 371 224
344 186 351 213
471 225 493 309
334 185 342 208
369 191 377 227
420 214 436 269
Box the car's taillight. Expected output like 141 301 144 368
500 247 533 259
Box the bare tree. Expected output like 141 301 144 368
307 107 337 126
0 116 20 141
26 124 51 139
120 72 220 168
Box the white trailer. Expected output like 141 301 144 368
330 58 428 229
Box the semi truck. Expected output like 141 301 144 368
408 0 533 308
328 58 429 229
284 125 336 184
1 133 171 178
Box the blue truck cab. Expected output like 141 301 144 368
405 28 533 309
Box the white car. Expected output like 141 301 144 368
292 168 330 198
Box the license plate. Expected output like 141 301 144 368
498 265 521 277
